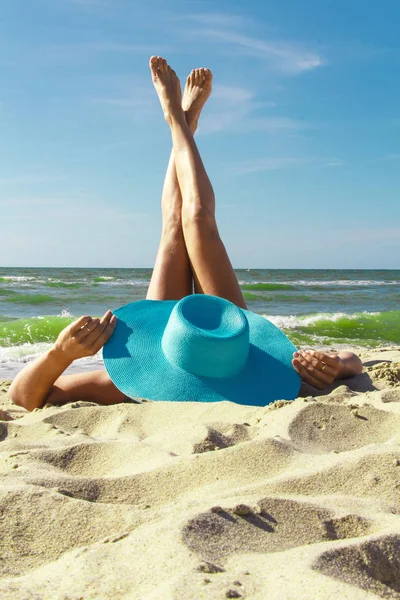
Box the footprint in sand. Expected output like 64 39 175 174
313 534 400 597
288 403 400 453
182 497 372 564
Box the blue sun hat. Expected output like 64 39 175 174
103 294 300 406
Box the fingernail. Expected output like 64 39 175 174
294 352 299 357
111 315 117 323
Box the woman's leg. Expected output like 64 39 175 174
149 57 246 309
147 66 213 301
146 149 192 301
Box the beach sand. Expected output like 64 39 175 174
0 347 400 599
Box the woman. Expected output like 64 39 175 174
9 57 362 412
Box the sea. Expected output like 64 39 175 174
1 267 399 378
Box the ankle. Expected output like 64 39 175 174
165 107 187 128
184 110 198 134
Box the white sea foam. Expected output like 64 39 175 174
0 342 53 364
0 276 37 282
239 280 400 287
0 343 104 377
95 279 146 286
263 311 380 330
293 280 400 287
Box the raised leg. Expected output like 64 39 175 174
146 148 192 301
147 66 213 300
149 57 246 309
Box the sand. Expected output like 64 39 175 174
0 347 400 599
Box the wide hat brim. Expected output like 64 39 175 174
103 300 301 407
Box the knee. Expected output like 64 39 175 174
182 206 217 235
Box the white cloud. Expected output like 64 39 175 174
199 29 324 75
173 12 324 75
91 79 307 136
199 84 304 135
75 10 324 134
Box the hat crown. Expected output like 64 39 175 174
161 295 250 378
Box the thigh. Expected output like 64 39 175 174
47 370 130 406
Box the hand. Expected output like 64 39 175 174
54 311 117 362
292 350 342 390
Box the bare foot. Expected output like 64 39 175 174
182 68 213 131
149 56 184 125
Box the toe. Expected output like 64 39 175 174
149 56 160 77
149 55 158 69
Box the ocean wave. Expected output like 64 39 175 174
0 343 103 380
44 281 83 289
93 276 115 283
265 312 364 329
244 292 314 303
296 280 400 287
0 315 74 347
0 277 147 288
1 309 398 358
3 293 63 305
0 341 53 364
239 280 400 288
241 283 295 291
93 279 148 286
265 310 400 347
0 276 37 282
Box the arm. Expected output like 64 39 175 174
9 311 116 412
292 350 363 391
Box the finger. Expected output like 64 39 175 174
294 354 333 386
75 318 100 342
299 351 336 378
91 315 117 353
85 311 113 347
292 359 326 390
69 316 92 335
298 352 334 384
307 351 340 369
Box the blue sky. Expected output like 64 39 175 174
1 0 399 268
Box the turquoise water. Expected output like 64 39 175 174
1 267 399 377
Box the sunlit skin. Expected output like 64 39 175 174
9 57 362 412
